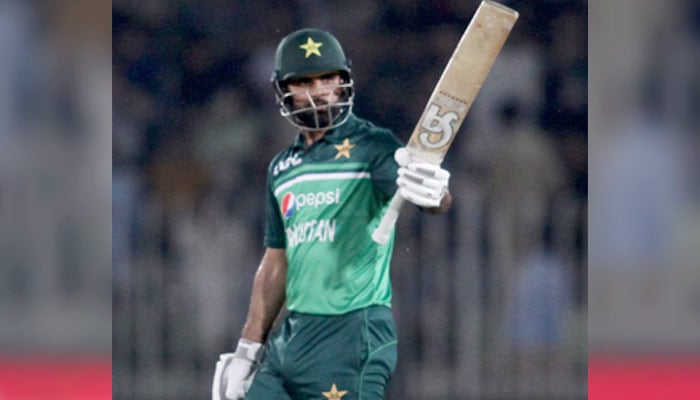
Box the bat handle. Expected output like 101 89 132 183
372 192 405 244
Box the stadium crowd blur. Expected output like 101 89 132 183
0 1 111 354
112 0 589 398
0 0 111 398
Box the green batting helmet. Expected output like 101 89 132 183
272 28 354 131
273 28 352 82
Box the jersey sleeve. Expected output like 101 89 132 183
370 129 403 201
263 170 286 248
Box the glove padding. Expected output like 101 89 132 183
395 148 450 208
212 339 264 400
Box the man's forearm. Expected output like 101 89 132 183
241 249 287 343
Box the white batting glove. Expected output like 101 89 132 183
395 148 450 208
212 339 264 400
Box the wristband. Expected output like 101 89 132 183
234 339 264 362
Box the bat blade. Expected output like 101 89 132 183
372 1 518 244
407 0 519 163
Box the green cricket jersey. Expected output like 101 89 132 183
264 114 402 315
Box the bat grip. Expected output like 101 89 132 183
372 192 405 244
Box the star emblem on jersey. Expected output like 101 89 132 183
322 383 348 399
299 37 323 58
334 139 355 159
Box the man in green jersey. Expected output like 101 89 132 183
212 28 452 400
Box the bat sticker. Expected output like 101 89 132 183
418 103 459 149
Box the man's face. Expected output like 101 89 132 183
284 72 344 129
285 72 343 109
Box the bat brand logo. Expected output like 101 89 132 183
417 103 458 149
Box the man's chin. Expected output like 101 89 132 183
297 111 332 129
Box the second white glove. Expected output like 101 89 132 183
212 339 264 400
395 148 450 208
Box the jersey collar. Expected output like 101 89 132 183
291 114 358 151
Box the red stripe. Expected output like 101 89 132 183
589 354 700 399
0 357 111 399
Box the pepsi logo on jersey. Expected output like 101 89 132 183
280 189 341 219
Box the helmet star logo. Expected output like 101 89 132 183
299 37 323 58
322 383 348 399
334 139 355 160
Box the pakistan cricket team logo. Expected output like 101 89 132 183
322 383 347 399
299 37 323 58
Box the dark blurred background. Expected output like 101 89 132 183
112 1 586 399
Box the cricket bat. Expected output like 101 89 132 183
372 0 518 244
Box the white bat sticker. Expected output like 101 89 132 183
418 103 459 149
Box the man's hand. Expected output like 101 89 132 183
395 148 450 208
212 339 264 400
